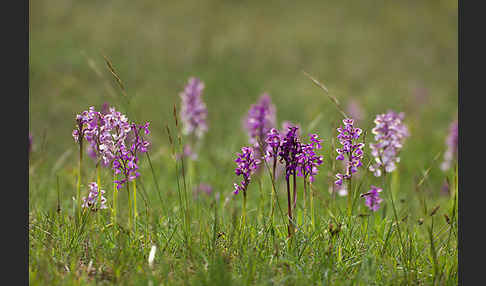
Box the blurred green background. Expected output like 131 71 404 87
29 0 457 206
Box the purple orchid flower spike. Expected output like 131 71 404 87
244 93 276 146
296 133 323 183
82 182 108 210
233 146 260 195
346 99 365 122
179 77 208 139
244 93 277 168
335 118 364 185
369 111 409 176
441 119 458 171
361 185 384 212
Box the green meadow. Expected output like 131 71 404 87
29 0 457 285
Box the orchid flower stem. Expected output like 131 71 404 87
112 172 118 226
258 177 264 223
127 182 132 231
270 158 277 226
286 177 293 238
292 174 297 212
241 190 247 231
347 177 353 217
302 176 307 231
452 163 458 212
96 164 101 197
133 179 137 234
309 181 315 232
270 183 275 225
96 163 101 224
76 142 83 222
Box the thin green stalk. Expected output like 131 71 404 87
174 159 186 241
146 152 164 213
452 163 458 212
241 190 247 231
286 177 293 237
126 182 132 231
96 163 101 193
270 157 277 226
365 214 370 243
270 181 275 225
391 170 399 197
292 173 297 211
180 150 191 249
76 141 84 221
310 182 315 231
96 163 102 224
56 175 61 213
258 177 264 224
166 125 187 247
133 179 137 233
383 170 408 276
303 176 307 230
112 170 118 225
171 105 191 251
347 177 353 217
259 146 287 232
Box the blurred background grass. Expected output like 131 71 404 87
29 0 457 206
